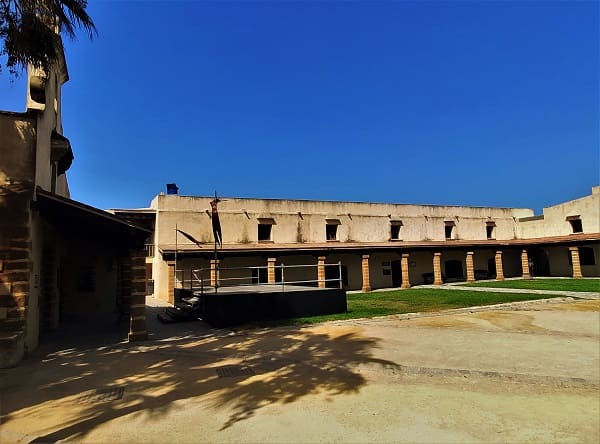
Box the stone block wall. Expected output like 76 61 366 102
0 114 36 367
0 181 33 367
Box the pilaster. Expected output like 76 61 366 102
210 259 220 287
495 251 504 281
361 254 371 293
401 253 411 289
433 252 443 285
267 258 276 284
521 250 531 280
466 251 475 283
167 261 175 304
569 247 583 279
128 249 147 342
317 256 326 288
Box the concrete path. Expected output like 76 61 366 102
426 284 600 299
352 279 600 300
0 298 598 443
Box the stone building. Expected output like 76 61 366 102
0 53 148 367
114 186 600 305
1 50 597 369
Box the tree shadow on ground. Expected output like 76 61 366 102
0 304 397 442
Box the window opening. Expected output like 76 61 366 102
326 219 341 241
567 216 583 233
390 221 403 240
326 224 338 241
258 224 272 241
444 221 455 240
257 218 275 242
486 221 496 239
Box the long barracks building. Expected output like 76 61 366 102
2 47 597 369
115 187 600 304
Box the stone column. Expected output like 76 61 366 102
495 251 504 281
167 260 175 304
569 247 583 279
401 253 411 289
361 254 371 292
317 256 326 288
267 258 276 284
210 259 220 287
128 249 148 342
433 252 443 285
521 250 531 280
466 251 475 283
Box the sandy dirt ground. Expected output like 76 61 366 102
0 298 598 443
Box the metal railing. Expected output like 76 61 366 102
175 262 344 295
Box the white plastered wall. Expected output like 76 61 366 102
519 187 600 238
151 194 532 246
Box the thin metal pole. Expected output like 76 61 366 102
214 238 218 294
214 191 218 294
175 223 178 291
338 261 343 289
281 263 285 293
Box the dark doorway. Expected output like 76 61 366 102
444 260 464 280
580 247 596 266
391 260 402 287
529 248 550 276
325 264 348 288
488 258 496 277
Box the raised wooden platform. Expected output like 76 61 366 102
196 284 347 327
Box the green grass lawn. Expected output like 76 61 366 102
259 288 561 326
464 278 600 292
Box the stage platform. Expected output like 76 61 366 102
185 284 347 327
198 283 335 294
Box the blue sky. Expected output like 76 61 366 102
1 0 598 213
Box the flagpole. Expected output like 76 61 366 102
214 236 217 294
214 191 218 294
175 223 178 298
210 191 223 294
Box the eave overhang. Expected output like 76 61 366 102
158 232 600 259
35 189 151 246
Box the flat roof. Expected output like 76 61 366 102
158 232 600 257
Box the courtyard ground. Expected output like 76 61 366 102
1 294 598 443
